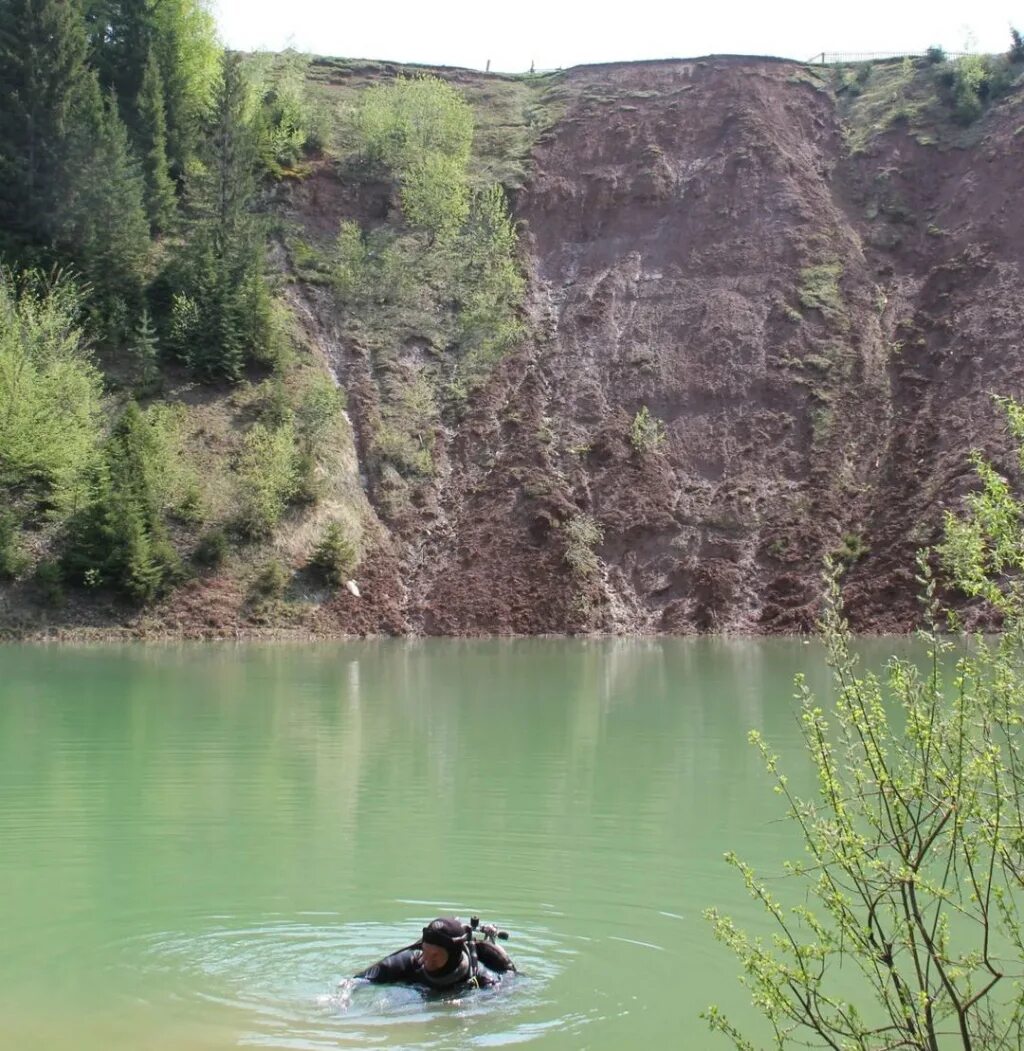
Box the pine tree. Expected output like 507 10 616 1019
137 49 176 232
148 0 219 176
0 0 96 249
203 51 258 241
83 0 153 119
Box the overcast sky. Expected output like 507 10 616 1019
213 0 1022 72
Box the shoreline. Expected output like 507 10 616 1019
0 624 922 644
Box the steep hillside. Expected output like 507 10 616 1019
6 53 1024 637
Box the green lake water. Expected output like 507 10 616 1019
0 638 905 1049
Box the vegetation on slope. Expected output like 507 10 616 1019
832 38 1024 152
0 5 1020 631
0 0 544 625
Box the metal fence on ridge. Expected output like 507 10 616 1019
807 51 974 64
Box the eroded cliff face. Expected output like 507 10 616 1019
14 56 1019 639
272 56 1023 636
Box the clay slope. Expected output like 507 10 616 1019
17 55 1019 639
292 56 1020 635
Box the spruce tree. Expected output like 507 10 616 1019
166 52 271 381
61 82 151 341
84 0 219 176
137 49 177 232
0 0 96 250
129 307 160 389
151 0 219 176
63 400 180 601
83 0 153 119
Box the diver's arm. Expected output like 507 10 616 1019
354 948 420 984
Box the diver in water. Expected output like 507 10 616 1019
354 916 516 992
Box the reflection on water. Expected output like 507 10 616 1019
0 638 912 1048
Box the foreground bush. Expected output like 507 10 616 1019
706 401 1024 1049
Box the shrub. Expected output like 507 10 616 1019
308 521 358 586
705 560 1024 1050
0 510 28 580
193 527 229 568
834 531 869 564
259 376 294 429
707 399 1024 1050
797 262 846 327
455 184 525 378
291 449 321 506
925 44 946 64
356 74 473 175
630 405 667 454
399 152 470 243
334 220 369 302
235 421 299 538
0 269 103 512
295 373 344 453
951 54 988 123
333 223 417 310
373 371 437 478
563 514 604 578
355 75 474 244
251 558 287 599
34 559 64 607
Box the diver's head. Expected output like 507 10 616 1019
420 917 470 981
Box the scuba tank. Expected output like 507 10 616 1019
467 916 517 975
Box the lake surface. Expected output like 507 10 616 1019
0 638 905 1049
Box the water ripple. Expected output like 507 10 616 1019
129 916 594 1050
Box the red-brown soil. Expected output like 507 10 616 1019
328 56 1024 635
8 56 1024 638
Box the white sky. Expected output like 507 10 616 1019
213 0 1022 73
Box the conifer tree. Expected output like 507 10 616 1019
166 51 272 381
129 307 160 389
0 0 96 249
83 0 219 176
61 82 151 340
63 400 180 601
148 0 219 175
83 0 152 116
137 49 177 232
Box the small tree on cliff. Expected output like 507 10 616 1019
705 399 1024 1050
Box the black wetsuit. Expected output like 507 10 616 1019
355 941 513 992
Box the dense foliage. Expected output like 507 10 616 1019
0 3 344 610
0 8 528 610
63 400 184 600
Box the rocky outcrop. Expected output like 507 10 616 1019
288 57 1024 635
13 56 1022 639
